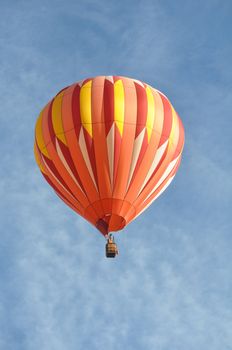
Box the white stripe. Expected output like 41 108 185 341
41 155 77 201
150 175 175 202
105 76 114 83
78 79 84 87
107 124 115 188
55 138 84 193
147 155 180 197
126 129 145 191
133 79 144 87
134 175 175 221
79 128 98 189
138 140 168 195
155 88 168 99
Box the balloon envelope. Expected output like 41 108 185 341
34 76 184 236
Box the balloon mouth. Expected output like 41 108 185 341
96 214 126 236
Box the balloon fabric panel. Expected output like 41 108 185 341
34 76 185 236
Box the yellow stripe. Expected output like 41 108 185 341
34 143 46 174
114 80 124 136
146 86 155 141
52 91 67 145
35 109 50 158
80 80 92 137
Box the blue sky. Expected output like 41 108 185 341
0 1 232 349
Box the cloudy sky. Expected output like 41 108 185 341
0 1 232 349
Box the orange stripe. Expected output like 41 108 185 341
62 84 81 132
91 77 112 199
112 77 137 201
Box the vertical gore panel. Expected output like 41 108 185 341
80 80 93 137
92 77 112 198
104 79 114 134
113 78 137 200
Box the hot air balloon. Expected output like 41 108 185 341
34 76 184 257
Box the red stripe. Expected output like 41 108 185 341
57 138 86 193
134 83 148 137
42 154 78 199
55 85 70 97
69 84 82 143
42 173 81 214
56 192 83 215
103 79 114 135
82 78 93 86
71 84 81 129
158 93 173 146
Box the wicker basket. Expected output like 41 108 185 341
106 243 117 258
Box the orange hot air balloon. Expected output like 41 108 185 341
34 76 184 252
